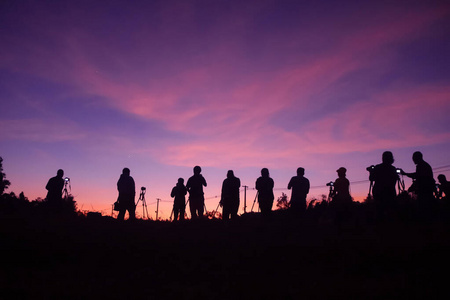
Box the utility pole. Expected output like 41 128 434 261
156 198 160 220
242 185 248 213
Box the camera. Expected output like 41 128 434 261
141 187 146 191
64 177 70 182
396 168 401 174
366 165 375 172
326 181 334 187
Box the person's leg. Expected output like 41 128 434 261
117 209 125 221
190 199 197 219
128 204 136 220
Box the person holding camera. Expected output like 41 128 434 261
171 178 187 222
186 166 207 219
332 167 352 204
220 170 241 221
45 169 65 212
256 168 275 218
287 167 310 214
367 151 399 218
400 152 436 217
117 168 136 221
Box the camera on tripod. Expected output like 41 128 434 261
366 165 375 172
64 177 70 182
326 181 334 187
141 186 146 191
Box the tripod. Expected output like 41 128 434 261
327 184 334 202
368 180 373 199
251 191 259 212
62 177 71 200
397 173 406 193
135 187 150 219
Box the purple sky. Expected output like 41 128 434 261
1 0 449 219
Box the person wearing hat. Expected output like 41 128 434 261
332 167 352 204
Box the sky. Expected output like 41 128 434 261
1 0 449 219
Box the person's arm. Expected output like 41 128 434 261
45 179 51 191
306 179 310 195
400 169 415 179
287 178 293 190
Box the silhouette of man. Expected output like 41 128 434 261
45 169 65 211
369 151 399 218
256 168 274 217
332 167 352 204
287 167 310 214
117 168 136 221
186 166 207 219
171 178 187 221
220 170 241 221
400 152 435 212
437 174 450 200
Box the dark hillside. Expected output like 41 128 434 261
1 211 450 299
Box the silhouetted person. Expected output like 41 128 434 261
369 151 399 218
287 167 310 214
331 167 352 228
171 178 187 221
437 174 450 200
400 152 436 216
45 169 65 212
256 168 274 217
117 168 136 221
186 166 207 219
220 170 241 221
332 167 352 204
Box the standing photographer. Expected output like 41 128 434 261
400 152 436 218
186 166 207 219
287 167 310 215
220 170 241 221
256 168 275 218
117 168 136 221
45 169 65 212
368 151 399 219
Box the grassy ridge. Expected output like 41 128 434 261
1 210 450 299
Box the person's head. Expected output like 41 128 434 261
438 174 447 184
382 151 394 165
122 168 130 176
227 170 234 178
337 167 347 177
177 178 184 185
57 169 64 177
412 151 423 164
297 167 305 176
193 166 202 175
261 168 269 177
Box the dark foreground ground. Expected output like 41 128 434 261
1 208 450 299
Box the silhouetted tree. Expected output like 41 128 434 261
0 157 11 195
276 193 290 210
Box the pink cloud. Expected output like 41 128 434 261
301 85 450 154
0 119 86 142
